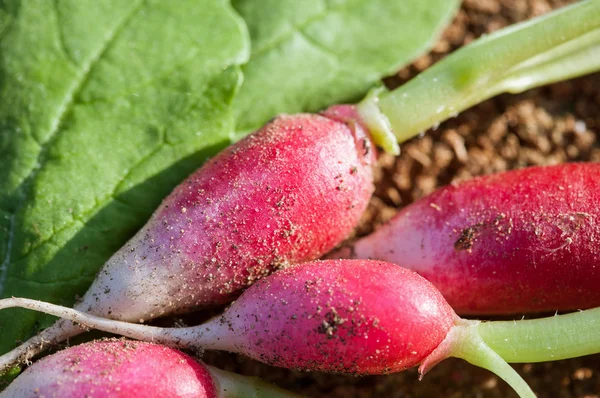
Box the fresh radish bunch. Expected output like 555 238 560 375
334 163 600 314
0 339 299 398
8 258 600 398
0 106 376 373
3 3 599 396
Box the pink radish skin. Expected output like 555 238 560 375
204 259 457 374
1 340 217 398
1 106 375 371
341 163 600 314
88 106 375 320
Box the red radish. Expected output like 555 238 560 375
0 260 458 375
335 163 600 314
0 339 299 398
0 260 537 397
2 340 217 398
197 259 456 374
0 106 375 372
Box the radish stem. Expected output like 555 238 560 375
359 0 600 149
477 308 600 363
427 320 536 398
0 298 233 355
356 87 399 155
0 298 198 352
207 365 305 398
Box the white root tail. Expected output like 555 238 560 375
0 298 200 373
0 318 81 373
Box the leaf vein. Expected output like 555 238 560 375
9 138 168 267
6 274 94 287
51 0 77 67
0 214 15 297
0 8 15 43
296 26 340 66
111 129 167 196
246 0 338 60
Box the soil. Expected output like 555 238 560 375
204 0 600 396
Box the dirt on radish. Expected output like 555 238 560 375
200 0 600 397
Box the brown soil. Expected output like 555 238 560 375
201 1 600 396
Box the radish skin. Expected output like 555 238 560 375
339 163 600 314
201 259 456 374
0 107 375 371
0 339 300 398
1 340 217 398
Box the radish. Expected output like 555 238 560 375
0 259 560 398
0 106 375 373
334 163 600 314
0 339 300 398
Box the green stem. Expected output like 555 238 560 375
423 308 600 397
477 307 600 363
208 365 304 398
420 319 535 398
358 0 600 151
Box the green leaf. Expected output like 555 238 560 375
0 0 249 353
231 0 460 137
